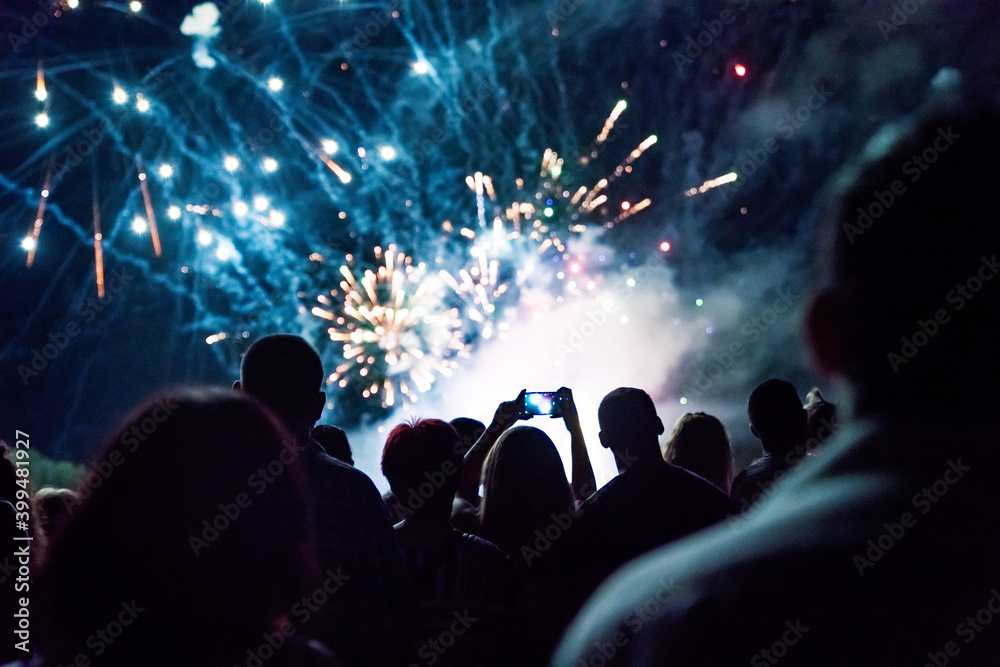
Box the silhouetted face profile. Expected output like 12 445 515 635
450 417 486 457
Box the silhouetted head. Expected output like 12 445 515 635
449 416 486 457
237 334 325 435
598 387 665 467
313 424 353 466
36 390 314 666
747 379 806 455
1 443 41 550
32 487 79 540
808 108 1000 416
663 412 734 494
381 418 462 521
478 425 573 558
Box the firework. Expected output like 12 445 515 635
438 241 527 341
35 63 47 102
434 99 658 342
134 156 162 257
579 134 658 213
604 198 653 229
310 141 353 184
456 102 657 253
92 168 105 298
684 172 738 197
313 245 469 409
4 1 661 428
24 163 53 268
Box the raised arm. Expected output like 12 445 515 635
456 391 524 506
558 387 597 503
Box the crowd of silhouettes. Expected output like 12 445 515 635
3 106 996 667
0 339 830 666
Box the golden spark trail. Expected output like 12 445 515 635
135 156 162 256
92 167 105 297
25 162 53 268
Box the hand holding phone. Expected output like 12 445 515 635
489 390 526 433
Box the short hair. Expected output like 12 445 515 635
819 108 1000 412
381 419 463 519
598 387 658 443
663 413 733 493
449 417 486 456
747 379 805 451
240 334 323 421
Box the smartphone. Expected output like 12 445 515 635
522 391 562 417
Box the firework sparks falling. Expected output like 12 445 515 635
35 63 48 102
135 156 162 257
91 168 105 298
314 245 469 409
438 240 528 341
311 142 353 184
684 171 738 197
24 163 53 268
595 99 627 146
437 96 659 337
608 197 652 227
580 134 658 212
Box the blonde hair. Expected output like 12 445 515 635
663 412 733 494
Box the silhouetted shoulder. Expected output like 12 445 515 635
305 439 384 494
553 419 1000 666
663 461 733 502
459 530 506 555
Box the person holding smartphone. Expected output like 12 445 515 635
460 387 596 665
459 387 596 510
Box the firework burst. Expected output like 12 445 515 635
313 244 469 409
437 101 657 337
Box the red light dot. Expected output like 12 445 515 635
621 201 631 210
660 241 671 252
735 64 747 77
